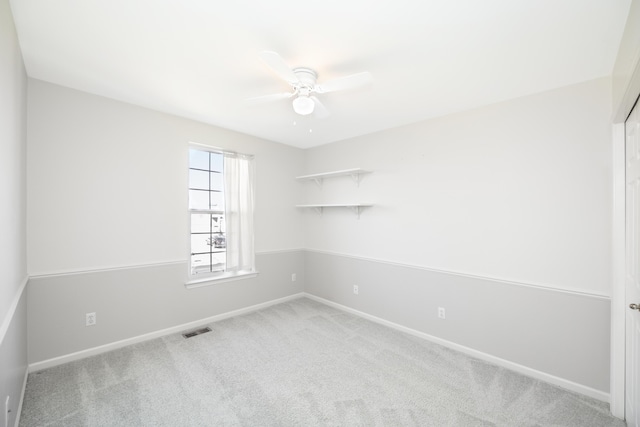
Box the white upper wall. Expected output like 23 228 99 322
303 77 612 296
25 74 614 296
0 0 27 320
27 79 305 276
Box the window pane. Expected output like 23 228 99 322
189 148 228 278
190 253 226 275
210 153 223 172
189 190 224 211
191 234 211 254
211 232 226 249
209 191 224 210
191 213 225 233
211 252 226 270
191 254 210 275
189 149 209 170
210 171 223 192
189 190 210 210
191 213 211 233
191 255 225 275
189 169 209 190
213 215 225 233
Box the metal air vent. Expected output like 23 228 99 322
182 327 212 339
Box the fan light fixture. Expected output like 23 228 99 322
247 51 373 119
292 96 315 115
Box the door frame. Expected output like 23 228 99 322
612 56 640 418
612 121 625 418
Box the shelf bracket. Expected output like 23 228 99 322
313 206 323 215
347 205 363 219
349 173 362 187
312 178 323 188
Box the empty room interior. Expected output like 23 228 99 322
2 0 640 426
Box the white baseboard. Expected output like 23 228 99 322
29 293 305 372
303 293 610 403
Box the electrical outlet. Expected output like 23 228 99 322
86 312 96 326
438 307 446 319
291 273 297 282
353 285 359 295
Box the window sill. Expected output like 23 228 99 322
185 271 259 289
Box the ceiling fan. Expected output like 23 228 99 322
248 51 373 118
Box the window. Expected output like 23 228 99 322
188 146 255 282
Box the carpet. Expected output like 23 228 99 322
19 297 625 426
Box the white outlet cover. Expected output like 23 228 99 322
86 312 96 326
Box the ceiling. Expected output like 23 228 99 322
10 0 632 149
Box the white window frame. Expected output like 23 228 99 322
186 143 257 288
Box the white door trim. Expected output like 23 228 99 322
612 122 626 418
611 49 640 418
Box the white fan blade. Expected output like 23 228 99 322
246 92 294 105
315 71 373 94
260 51 299 85
311 96 330 118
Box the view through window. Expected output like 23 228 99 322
189 148 226 275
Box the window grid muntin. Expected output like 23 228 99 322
189 148 226 276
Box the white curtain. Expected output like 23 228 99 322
224 153 255 273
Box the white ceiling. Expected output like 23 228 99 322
10 0 632 149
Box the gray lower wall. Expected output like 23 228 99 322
28 251 304 364
304 250 611 393
0 288 28 427
27 248 610 396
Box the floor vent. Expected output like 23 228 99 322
182 327 212 339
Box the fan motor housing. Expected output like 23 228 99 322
292 67 317 87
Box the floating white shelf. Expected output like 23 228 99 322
296 203 373 219
296 168 373 219
296 168 371 187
